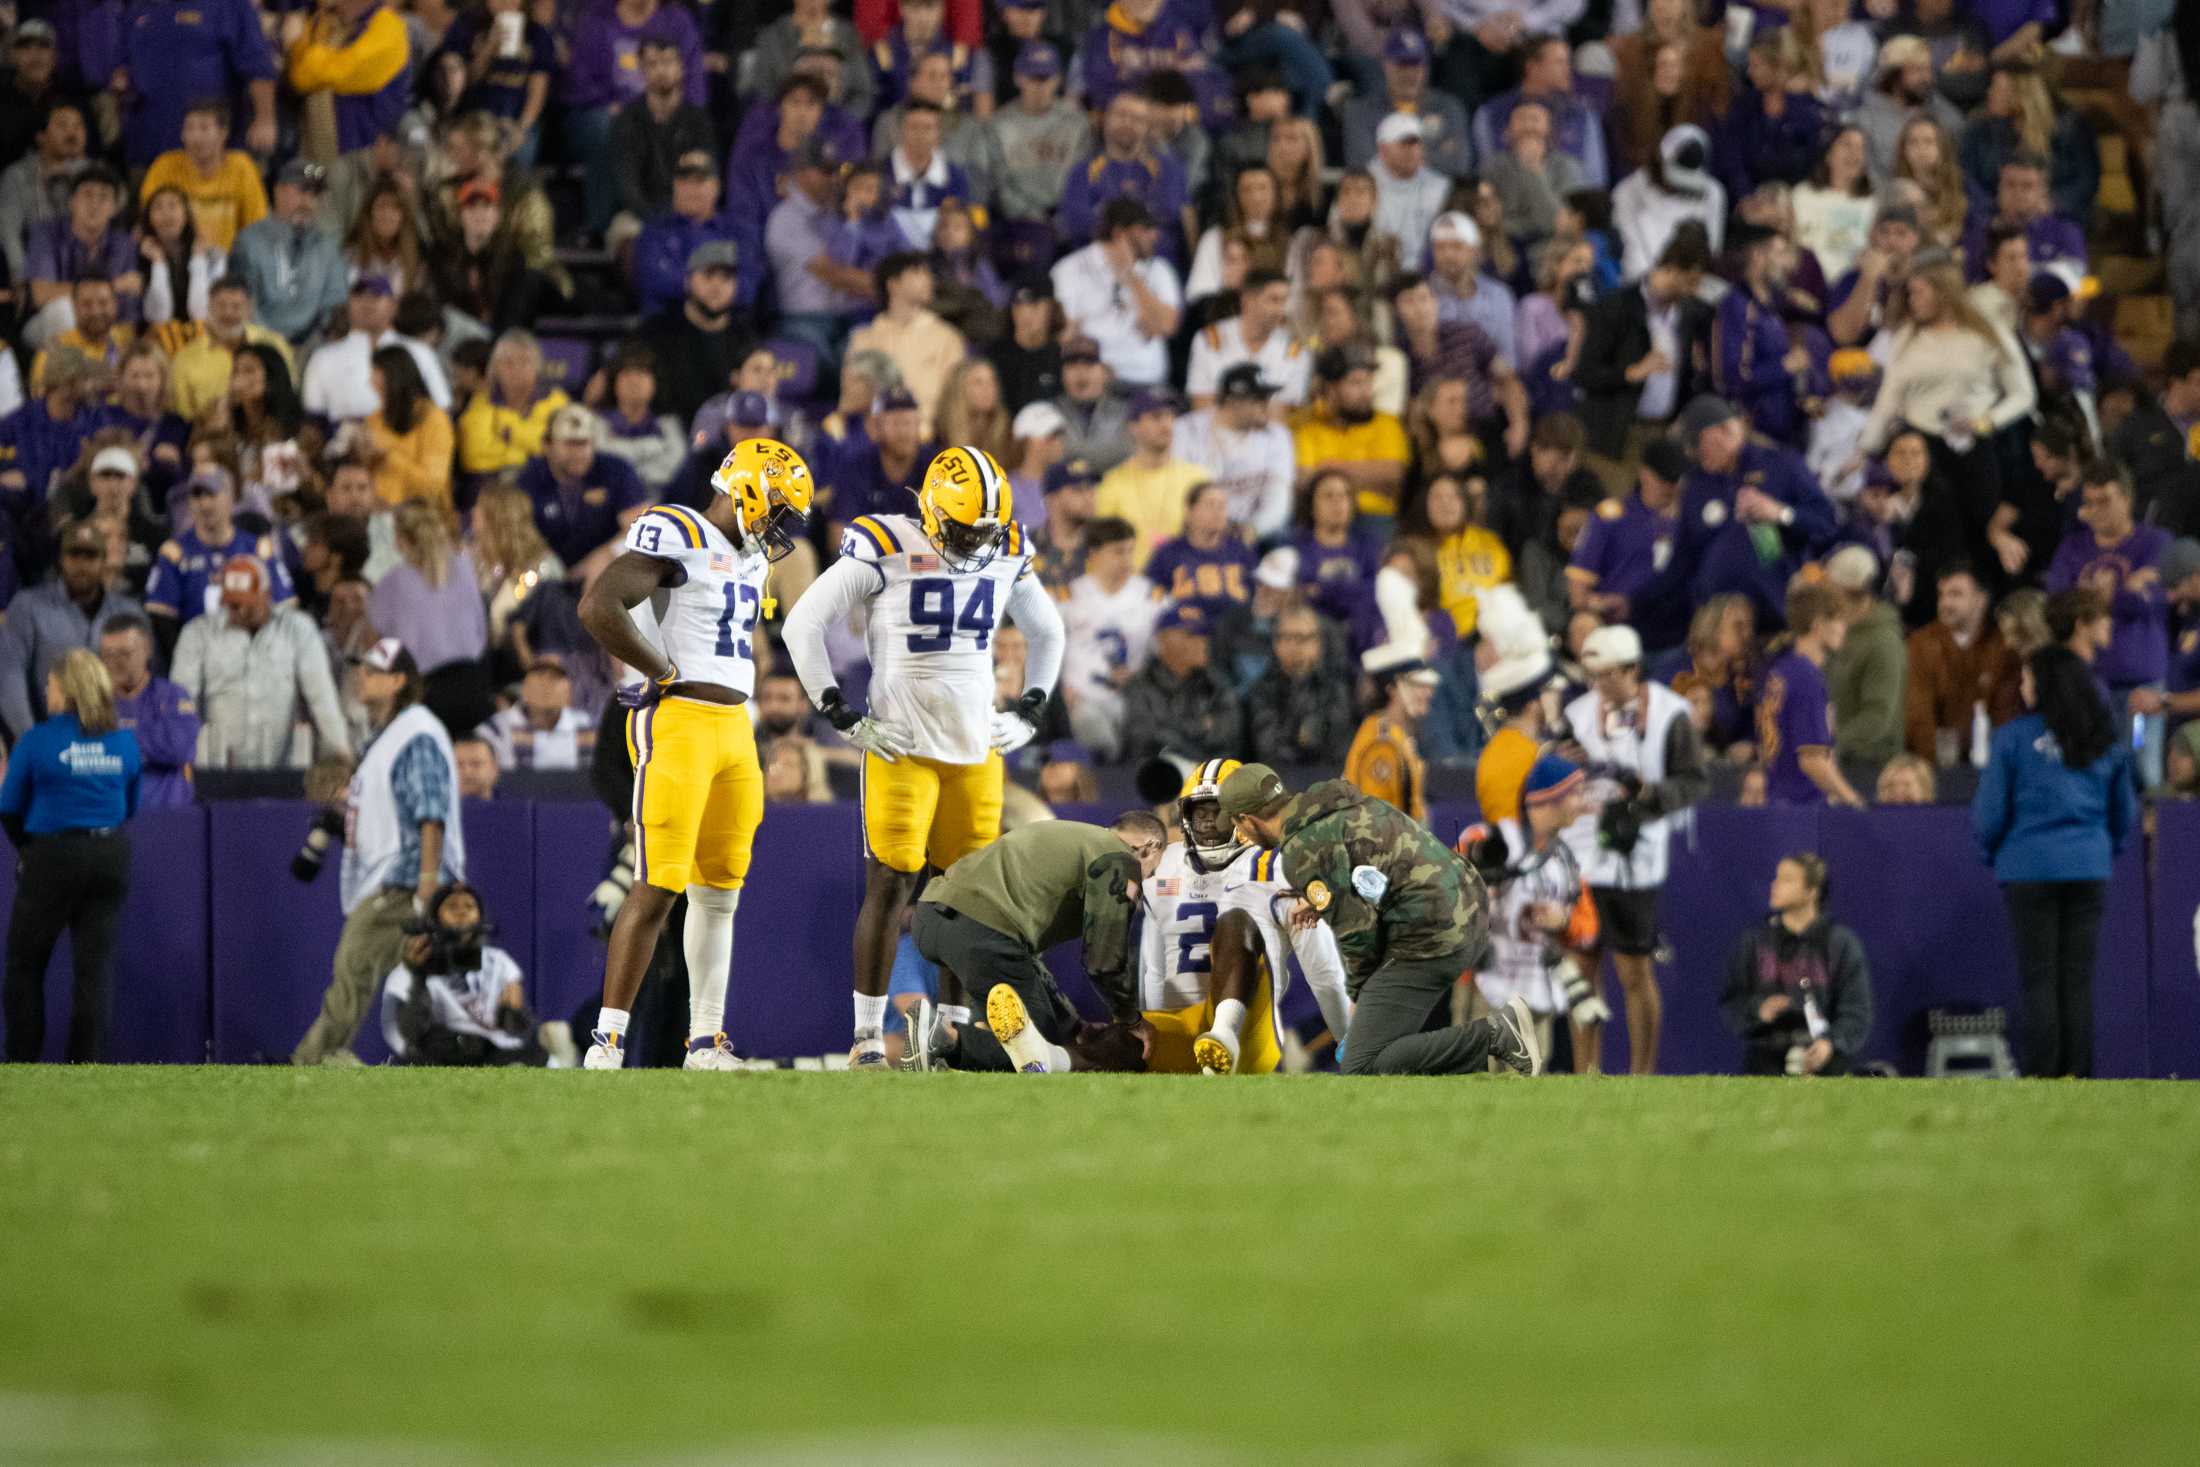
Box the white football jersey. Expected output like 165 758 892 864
1139 841 1342 1018
621 504 770 698
1061 572 1161 698
1475 817 1585 1016
840 512 1037 764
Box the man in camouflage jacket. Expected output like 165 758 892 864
1218 765 1541 1077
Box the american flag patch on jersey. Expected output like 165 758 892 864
1151 879 1178 897
709 552 736 573
910 554 941 572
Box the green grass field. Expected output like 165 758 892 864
5 1069 2199 1465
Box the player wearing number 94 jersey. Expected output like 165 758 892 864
782 445 1066 1065
576 438 812 1072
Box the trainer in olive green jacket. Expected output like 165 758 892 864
924 820 1144 1018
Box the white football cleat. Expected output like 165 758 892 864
1193 1028 1240 1075
683 1032 741 1070
985 984 1054 1073
581 1030 624 1070
849 1029 890 1070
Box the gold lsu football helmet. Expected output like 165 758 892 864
1178 757 1247 873
917 445 1012 571
711 438 814 561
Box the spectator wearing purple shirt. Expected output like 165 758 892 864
0 348 103 538
2045 464 2172 785
99 614 198 809
822 387 935 524
562 0 708 236
632 150 745 319
1144 482 1256 622
1963 153 2088 279
1567 438 1687 649
119 0 277 167
514 406 651 572
1291 469 1388 633
1058 91 1191 265
24 166 140 347
1757 582 1865 808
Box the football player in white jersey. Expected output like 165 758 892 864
574 439 813 1071
1139 758 1353 1073
1058 517 1161 759
781 444 1066 1065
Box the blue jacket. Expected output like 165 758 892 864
0 712 141 838
1972 713 2137 883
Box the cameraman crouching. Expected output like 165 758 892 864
380 883 571 1066
1560 625 1707 1075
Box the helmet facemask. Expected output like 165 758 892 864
1180 795 1246 874
750 488 808 563
932 515 1004 573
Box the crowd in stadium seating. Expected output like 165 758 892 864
0 0 2197 817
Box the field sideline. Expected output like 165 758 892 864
3 1070 2198 1465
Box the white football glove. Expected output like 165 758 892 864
844 716 912 762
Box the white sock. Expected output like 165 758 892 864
1044 1042 1074 1074
596 1007 630 1041
854 991 887 1037
684 885 739 1039
1213 998 1247 1040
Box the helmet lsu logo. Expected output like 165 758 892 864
918 445 1011 572
712 439 814 562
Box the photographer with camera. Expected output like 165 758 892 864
1719 853 1873 1076
292 638 466 1067
1560 624 1708 1075
379 882 574 1066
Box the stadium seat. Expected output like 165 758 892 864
534 335 594 395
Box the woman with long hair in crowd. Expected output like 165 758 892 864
1406 375 1485 489
1791 126 1877 281
1661 593 1759 760
221 341 319 508
1863 254 2036 489
1852 424 1996 627
1311 286 1406 416
1 646 139 1063
927 198 1006 341
1893 117 1977 252
373 499 493 732
364 347 455 512
138 184 224 326
1610 0 1729 173
1408 471 1511 636
345 177 426 298
936 357 1014 470
1292 468 1388 631
1711 32 1825 204
470 480 564 661
1973 643 2136 1078
1188 165 1292 302
1267 116 1327 232
1958 62 2098 225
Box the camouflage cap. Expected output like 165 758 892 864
1217 763 1289 822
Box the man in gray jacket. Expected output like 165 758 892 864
0 98 86 282
1340 29 1472 179
0 519 142 741
170 555 352 770
228 160 348 346
984 41 1086 226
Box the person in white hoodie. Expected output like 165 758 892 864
1613 124 1727 281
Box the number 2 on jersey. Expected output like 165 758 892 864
906 576 995 652
1174 900 1218 977
715 582 760 659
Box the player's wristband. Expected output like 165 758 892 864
1014 688 1047 721
817 687 862 732
652 661 679 688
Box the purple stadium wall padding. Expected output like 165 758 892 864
0 807 209 1063
2150 802 2200 1078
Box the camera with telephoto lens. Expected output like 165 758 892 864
1594 768 1646 857
290 808 344 882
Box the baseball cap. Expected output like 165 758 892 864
1877 34 1931 75
2027 271 2072 312
1045 458 1099 494
1430 211 1481 249
349 273 393 298
2159 537 2200 587
1009 275 1054 306
1824 543 1879 592
1254 546 1299 590
1523 755 1584 807
674 148 719 178
1061 334 1103 364
90 446 138 479
1580 624 1643 672
1014 40 1062 79
729 390 772 428
1640 438 1692 485
1216 763 1289 822
1828 348 1877 382
456 176 500 207
1873 201 1920 233
1012 401 1067 440
185 467 234 499
686 240 739 274
1155 602 1209 636
13 19 55 44
1730 220 1780 253
218 555 269 609
1217 363 1276 402
351 636 419 677
874 385 919 415
1383 28 1430 65
1127 386 1177 419
1660 125 1712 192
1316 343 1374 381
548 403 597 443
277 158 327 192
1362 643 1439 685
1375 112 1425 147
1676 394 1740 445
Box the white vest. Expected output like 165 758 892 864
341 702 467 914
1561 681 1690 890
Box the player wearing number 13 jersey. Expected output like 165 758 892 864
782 445 1066 1064
576 438 813 1071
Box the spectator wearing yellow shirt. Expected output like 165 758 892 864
1472 584 1557 823
1291 344 1411 526
1094 388 1211 568
456 329 568 486
167 275 297 423
29 277 133 393
137 101 268 252
1414 471 1511 636
1344 648 1438 824
363 346 454 511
